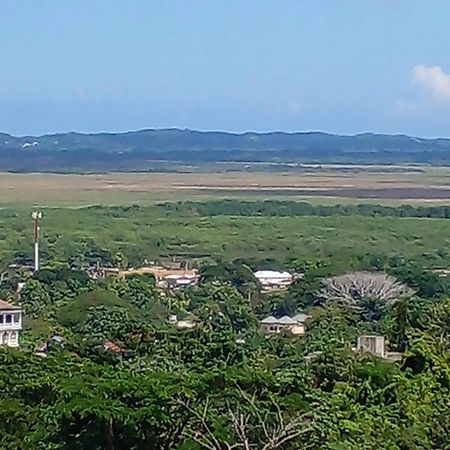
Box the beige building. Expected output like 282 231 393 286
260 314 309 336
119 266 199 289
0 299 22 348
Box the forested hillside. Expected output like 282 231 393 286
1 129 450 171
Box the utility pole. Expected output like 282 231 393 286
31 211 42 272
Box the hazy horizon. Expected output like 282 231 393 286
2 126 449 140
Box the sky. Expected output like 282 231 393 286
1 0 450 137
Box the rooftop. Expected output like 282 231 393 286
103 340 125 354
260 315 279 324
278 315 299 325
254 270 292 279
0 299 20 310
119 266 198 279
260 314 308 325
293 313 311 323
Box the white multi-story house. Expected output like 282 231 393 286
0 299 22 348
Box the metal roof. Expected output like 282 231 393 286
254 270 292 279
293 313 311 323
278 315 299 325
260 316 279 324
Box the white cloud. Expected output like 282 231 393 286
413 65 450 103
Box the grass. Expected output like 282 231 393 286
0 167 449 207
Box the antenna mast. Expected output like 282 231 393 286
32 211 42 272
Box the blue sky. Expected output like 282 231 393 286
1 0 450 137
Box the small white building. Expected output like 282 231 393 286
160 274 198 289
356 335 403 362
254 270 294 291
168 314 197 329
0 299 22 348
357 335 385 357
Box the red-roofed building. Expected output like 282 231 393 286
103 340 125 354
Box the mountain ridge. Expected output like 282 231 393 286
1 128 449 172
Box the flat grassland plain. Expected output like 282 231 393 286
0 165 450 207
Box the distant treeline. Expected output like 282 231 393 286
160 199 450 219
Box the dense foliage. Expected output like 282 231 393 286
0 259 449 449
162 199 450 219
0 200 449 448
1 202 450 270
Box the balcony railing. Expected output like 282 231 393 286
0 321 22 328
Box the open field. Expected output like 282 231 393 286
1 166 450 207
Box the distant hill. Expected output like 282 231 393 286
1 128 450 172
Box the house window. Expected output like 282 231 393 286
5 315 11 324
13 313 20 324
0 315 3 324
